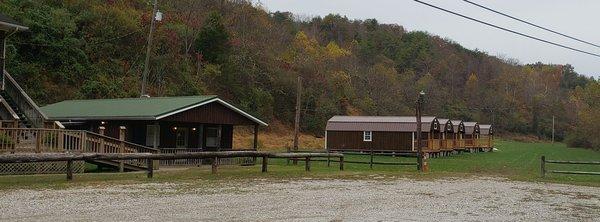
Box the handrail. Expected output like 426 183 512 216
3 71 47 127
85 131 159 153
0 97 19 120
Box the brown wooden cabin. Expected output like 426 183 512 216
478 124 494 148
451 120 466 149
325 116 442 153
40 96 268 152
463 122 480 148
437 119 455 151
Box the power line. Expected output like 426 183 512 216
413 0 600 58
463 0 600 49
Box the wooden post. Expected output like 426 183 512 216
326 150 331 167
253 124 259 150
35 130 41 153
98 126 105 153
339 156 344 171
293 76 302 154
541 156 546 178
262 156 268 173
66 160 73 181
118 126 126 172
370 146 374 169
57 130 64 151
212 157 218 174
422 152 429 172
147 159 154 178
305 157 310 171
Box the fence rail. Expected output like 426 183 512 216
295 149 418 170
541 156 600 177
0 151 345 180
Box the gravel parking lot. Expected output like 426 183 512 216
1 177 598 221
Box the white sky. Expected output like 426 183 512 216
257 0 600 78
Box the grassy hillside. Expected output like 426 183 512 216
1 140 597 190
1 0 598 149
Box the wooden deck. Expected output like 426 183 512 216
0 127 159 174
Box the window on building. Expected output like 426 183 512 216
363 131 372 142
146 125 160 147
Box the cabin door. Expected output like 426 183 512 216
175 127 189 148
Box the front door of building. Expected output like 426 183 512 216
204 126 221 149
176 127 189 148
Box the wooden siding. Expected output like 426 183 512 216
162 102 256 125
326 131 414 151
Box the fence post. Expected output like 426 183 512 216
305 157 311 171
212 157 218 174
339 156 344 171
57 130 64 151
118 126 126 172
370 147 374 169
35 130 41 153
541 156 546 178
147 159 154 178
66 160 73 181
326 150 331 167
98 126 105 153
262 156 268 173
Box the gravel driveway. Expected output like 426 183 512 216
1 177 598 221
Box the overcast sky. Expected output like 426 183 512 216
257 0 600 78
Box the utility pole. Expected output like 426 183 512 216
293 76 302 154
140 0 159 97
416 91 427 172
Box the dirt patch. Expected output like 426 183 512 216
0 177 598 221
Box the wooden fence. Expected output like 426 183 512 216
293 149 418 170
541 156 600 177
159 148 257 166
0 151 345 180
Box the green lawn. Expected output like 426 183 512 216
0 140 598 190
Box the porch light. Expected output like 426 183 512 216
173 126 177 131
100 121 106 125
192 128 197 131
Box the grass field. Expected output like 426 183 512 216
0 140 598 190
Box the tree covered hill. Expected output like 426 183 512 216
1 0 598 149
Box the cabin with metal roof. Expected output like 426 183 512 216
325 116 441 153
437 119 455 151
451 120 466 149
463 122 480 149
478 124 494 149
41 96 267 152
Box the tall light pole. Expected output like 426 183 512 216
416 90 427 172
140 0 160 97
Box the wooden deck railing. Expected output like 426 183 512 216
159 148 257 166
3 71 48 128
0 128 159 169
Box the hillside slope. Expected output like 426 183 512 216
1 0 597 149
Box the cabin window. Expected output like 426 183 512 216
146 125 160 147
363 131 372 142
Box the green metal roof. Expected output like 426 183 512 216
41 95 218 120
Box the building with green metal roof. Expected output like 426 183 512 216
41 96 267 152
